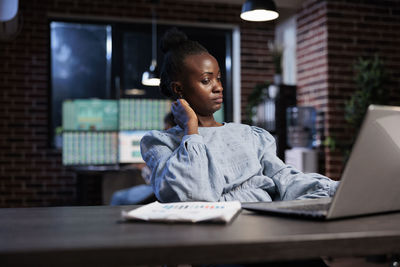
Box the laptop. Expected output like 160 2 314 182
242 105 400 220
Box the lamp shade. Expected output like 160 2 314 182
0 0 18 22
141 72 160 86
142 59 160 86
240 0 279 22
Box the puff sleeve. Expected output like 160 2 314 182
140 131 224 202
251 126 339 201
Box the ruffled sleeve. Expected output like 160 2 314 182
140 130 224 202
251 126 339 201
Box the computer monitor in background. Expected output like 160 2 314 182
62 99 175 166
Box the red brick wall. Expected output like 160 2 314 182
0 0 274 207
297 0 400 180
240 25 275 118
296 0 331 176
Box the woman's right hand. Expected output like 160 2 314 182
171 99 199 135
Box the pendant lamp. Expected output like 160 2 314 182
142 6 160 86
240 0 279 22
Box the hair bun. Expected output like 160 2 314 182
160 27 188 53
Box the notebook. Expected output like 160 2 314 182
242 105 400 220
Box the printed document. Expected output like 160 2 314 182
122 201 241 223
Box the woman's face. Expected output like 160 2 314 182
178 53 224 116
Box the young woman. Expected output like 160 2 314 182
140 28 339 203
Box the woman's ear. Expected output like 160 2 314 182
171 81 184 99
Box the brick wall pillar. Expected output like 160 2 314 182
297 0 400 180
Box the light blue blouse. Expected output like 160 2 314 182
140 122 339 203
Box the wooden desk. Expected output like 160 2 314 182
1 205 400 266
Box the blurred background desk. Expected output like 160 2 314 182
69 163 147 205
1 205 400 266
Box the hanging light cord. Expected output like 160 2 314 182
151 6 157 68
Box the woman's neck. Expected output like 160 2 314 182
196 114 223 127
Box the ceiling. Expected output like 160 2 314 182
180 0 305 9
179 0 307 22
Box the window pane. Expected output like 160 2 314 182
122 30 162 98
50 22 111 147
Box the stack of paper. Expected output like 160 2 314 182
122 201 241 224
